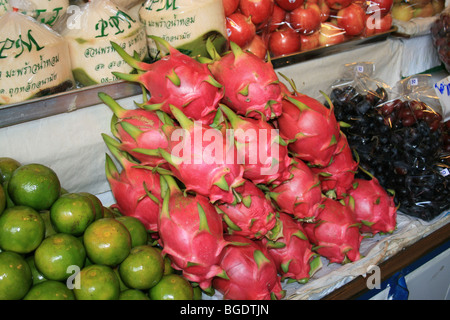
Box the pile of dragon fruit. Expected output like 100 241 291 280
98 36 397 300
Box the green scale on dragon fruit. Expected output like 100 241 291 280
111 36 224 125
102 132 169 236
212 234 286 300
203 39 283 121
157 174 229 293
277 79 341 169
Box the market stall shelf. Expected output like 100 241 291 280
0 81 141 129
271 26 397 68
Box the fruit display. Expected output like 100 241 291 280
224 0 396 58
431 6 450 73
0 158 199 300
329 85 449 221
86 35 405 300
391 0 445 22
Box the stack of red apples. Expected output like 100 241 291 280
223 0 394 58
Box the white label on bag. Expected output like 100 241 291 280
434 76 450 122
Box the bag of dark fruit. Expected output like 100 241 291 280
328 70 449 221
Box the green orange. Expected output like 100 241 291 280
119 245 164 290
0 251 32 300
148 274 194 300
115 216 148 248
50 192 96 236
79 192 104 220
23 280 75 300
73 264 120 300
0 157 21 184
0 205 45 254
8 163 61 211
0 184 5 216
83 218 131 267
26 256 47 285
119 289 150 300
34 233 86 281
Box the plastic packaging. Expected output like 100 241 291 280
10 0 69 26
139 0 228 59
431 5 450 73
54 0 148 87
0 0 11 17
391 0 445 22
328 66 449 221
0 10 75 105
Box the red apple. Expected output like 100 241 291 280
364 12 393 36
275 0 304 11
223 0 240 16
243 34 268 59
337 3 366 36
269 3 287 32
269 25 301 56
300 30 320 50
240 0 275 26
290 4 322 34
324 0 352 10
317 0 331 22
318 22 346 46
366 0 393 17
226 12 257 47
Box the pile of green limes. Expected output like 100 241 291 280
0 157 200 300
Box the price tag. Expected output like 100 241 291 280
409 77 419 86
434 76 450 121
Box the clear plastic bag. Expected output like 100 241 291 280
54 0 148 87
0 10 75 105
327 64 449 221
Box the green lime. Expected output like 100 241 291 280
119 245 164 290
73 264 120 300
119 289 150 300
0 206 45 254
193 286 203 300
149 274 194 300
23 280 75 300
113 266 129 291
0 157 21 184
50 193 96 236
34 233 86 281
79 192 103 220
26 256 47 285
8 163 61 211
0 251 32 300
0 184 5 216
155 247 175 275
83 218 131 267
102 206 116 218
115 216 148 248
40 210 57 238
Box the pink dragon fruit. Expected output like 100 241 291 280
277 90 340 168
98 92 173 167
262 212 322 283
213 235 285 300
216 180 278 240
219 104 292 185
158 105 245 204
267 159 322 222
344 175 397 235
103 134 168 234
312 132 359 199
110 36 223 125
158 174 229 292
303 197 362 264
206 41 283 120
